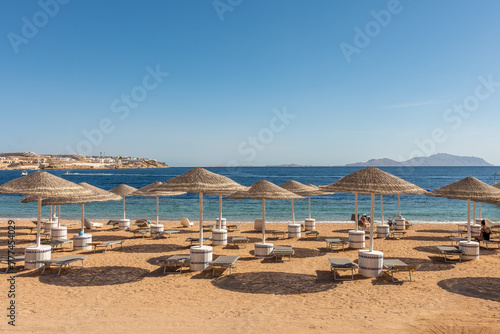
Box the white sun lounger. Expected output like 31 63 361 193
437 246 464 263
272 245 294 262
209 255 239 277
383 259 420 283
480 240 500 249
328 258 358 281
325 238 348 252
88 240 125 253
156 254 190 274
0 255 25 273
38 255 88 276
41 239 74 250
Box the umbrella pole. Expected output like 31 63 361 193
50 205 53 221
479 202 482 220
380 195 384 225
219 194 223 229
262 199 266 244
354 193 358 231
36 196 42 247
467 199 471 242
81 203 85 233
199 193 203 247
156 197 159 224
291 199 295 224
123 198 126 220
473 202 476 224
369 194 375 252
58 205 61 227
308 196 311 219
398 195 401 217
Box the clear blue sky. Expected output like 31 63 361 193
2 0 500 166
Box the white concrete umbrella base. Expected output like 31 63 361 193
212 229 228 245
459 241 479 260
288 223 301 238
51 227 67 241
25 245 51 270
358 250 384 278
73 234 92 251
376 224 390 238
471 225 481 237
150 224 164 238
304 218 315 231
395 217 406 230
215 218 227 230
254 242 273 258
43 221 58 232
190 245 213 271
118 219 130 231
348 230 365 249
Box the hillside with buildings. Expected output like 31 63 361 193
0 152 169 170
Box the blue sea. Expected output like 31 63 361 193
0 167 499 224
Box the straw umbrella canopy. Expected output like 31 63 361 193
149 167 247 247
227 180 304 244
0 171 93 247
130 181 186 224
428 176 500 242
109 184 138 220
279 180 334 222
493 183 500 189
36 182 122 233
320 167 427 251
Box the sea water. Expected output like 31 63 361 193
0 166 499 223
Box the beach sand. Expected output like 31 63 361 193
1 219 500 333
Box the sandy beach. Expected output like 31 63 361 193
1 219 500 333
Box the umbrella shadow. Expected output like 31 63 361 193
120 243 185 253
404 235 448 242
16 265 149 286
438 277 500 303
212 271 336 295
418 229 455 234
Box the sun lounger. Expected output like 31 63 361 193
130 229 150 238
437 246 464 263
38 255 88 276
272 230 287 239
449 237 467 245
156 254 190 274
209 255 239 277
231 236 249 248
203 224 216 231
107 220 121 228
226 224 241 232
133 219 149 228
272 245 294 262
383 259 420 283
0 255 25 273
84 219 103 229
305 230 319 240
325 238 348 252
185 237 212 245
328 258 358 281
449 230 467 237
181 218 194 227
157 230 180 239
41 239 74 250
389 230 407 239
480 240 500 249
88 240 125 253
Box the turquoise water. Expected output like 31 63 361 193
1 167 499 223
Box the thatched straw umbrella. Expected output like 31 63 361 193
227 180 304 258
0 171 93 268
41 182 122 234
150 167 246 270
320 167 426 277
428 177 500 253
130 181 185 236
109 184 138 221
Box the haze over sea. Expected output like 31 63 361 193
1 167 499 224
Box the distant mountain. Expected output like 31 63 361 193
346 153 493 167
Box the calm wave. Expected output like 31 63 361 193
1 167 499 223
